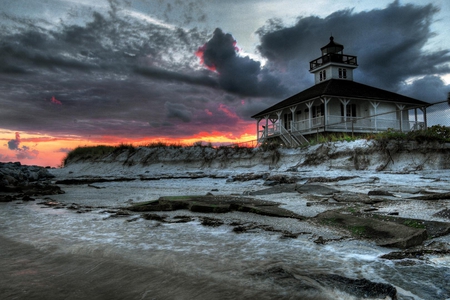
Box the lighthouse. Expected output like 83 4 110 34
309 36 358 84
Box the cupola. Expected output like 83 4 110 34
310 36 358 84
321 36 343 56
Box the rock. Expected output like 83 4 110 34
280 231 299 239
266 174 299 184
250 184 297 195
115 210 131 216
381 242 450 260
232 225 247 233
141 213 166 221
22 195 35 201
171 216 193 223
314 236 325 244
311 274 398 300
228 173 269 182
252 265 397 300
306 176 358 183
189 202 230 213
0 195 15 202
314 211 428 249
0 162 62 196
332 192 379 204
410 192 450 200
200 217 224 227
128 195 304 220
433 208 450 219
368 190 395 196
295 183 339 196
263 180 278 186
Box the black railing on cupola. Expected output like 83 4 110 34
309 53 358 71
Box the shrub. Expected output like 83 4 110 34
374 126 450 143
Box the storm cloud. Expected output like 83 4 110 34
197 28 286 97
257 1 450 96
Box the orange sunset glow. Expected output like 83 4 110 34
0 123 256 167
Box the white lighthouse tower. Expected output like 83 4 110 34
309 36 358 84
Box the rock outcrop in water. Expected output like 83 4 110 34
0 162 63 202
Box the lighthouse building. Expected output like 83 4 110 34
251 37 430 147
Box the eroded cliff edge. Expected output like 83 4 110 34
61 139 450 177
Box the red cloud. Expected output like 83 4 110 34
51 96 62 105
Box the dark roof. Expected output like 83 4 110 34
321 36 343 51
251 79 430 118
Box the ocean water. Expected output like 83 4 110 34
1 181 449 299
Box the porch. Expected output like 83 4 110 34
257 114 425 146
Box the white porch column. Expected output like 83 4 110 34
306 101 314 129
256 118 261 142
420 107 428 129
340 98 350 129
289 106 297 131
396 104 405 132
414 108 418 130
264 115 269 138
276 110 283 134
321 97 331 129
370 101 380 131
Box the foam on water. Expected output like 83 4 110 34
1 200 449 300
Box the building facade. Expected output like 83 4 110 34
251 37 430 147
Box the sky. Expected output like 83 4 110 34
0 0 449 167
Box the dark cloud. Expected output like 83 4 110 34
257 1 450 91
55 148 73 153
165 102 192 123
5 132 40 160
398 75 449 104
7 132 21 150
0 8 228 139
15 146 39 160
197 28 287 97
134 66 218 88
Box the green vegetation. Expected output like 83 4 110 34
403 219 426 229
62 141 253 166
321 217 338 226
373 125 450 143
259 138 283 151
308 125 450 146
350 225 366 236
63 145 116 165
309 132 359 145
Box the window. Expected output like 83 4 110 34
339 68 347 79
283 113 293 130
313 104 325 118
341 103 356 117
319 70 327 81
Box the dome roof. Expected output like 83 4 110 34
321 36 344 55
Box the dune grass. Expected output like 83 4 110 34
62 126 449 166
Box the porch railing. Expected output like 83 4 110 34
260 116 425 142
